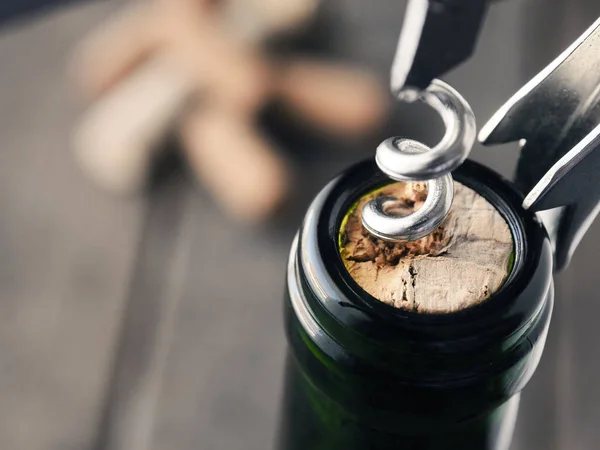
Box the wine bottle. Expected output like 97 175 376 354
276 159 553 450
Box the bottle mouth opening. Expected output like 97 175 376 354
337 168 523 318
338 178 514 314
296 159 553 348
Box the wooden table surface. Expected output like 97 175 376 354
1 1 599 449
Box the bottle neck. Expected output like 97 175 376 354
278 350 523 450
285 159 554 425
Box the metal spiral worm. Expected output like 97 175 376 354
362 80 477 241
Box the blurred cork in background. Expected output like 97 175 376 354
70 0 389 222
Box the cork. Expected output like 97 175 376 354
339 181 514 314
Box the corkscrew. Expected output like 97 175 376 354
362 0 483 242
365 1 600 274
361 79 476 242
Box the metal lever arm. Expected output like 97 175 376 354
480 16 600 271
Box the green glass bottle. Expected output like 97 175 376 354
276 160 553 450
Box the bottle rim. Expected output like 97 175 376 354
295 159 553 350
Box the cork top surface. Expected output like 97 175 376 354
339 181 514 314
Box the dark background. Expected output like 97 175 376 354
1 0 600 449
0 0 89 24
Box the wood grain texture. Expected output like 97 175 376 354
0 3 142 449
147 193 290 450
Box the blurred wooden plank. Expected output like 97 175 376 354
0 3 143 450
93 169 193 450
147 190 291 450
